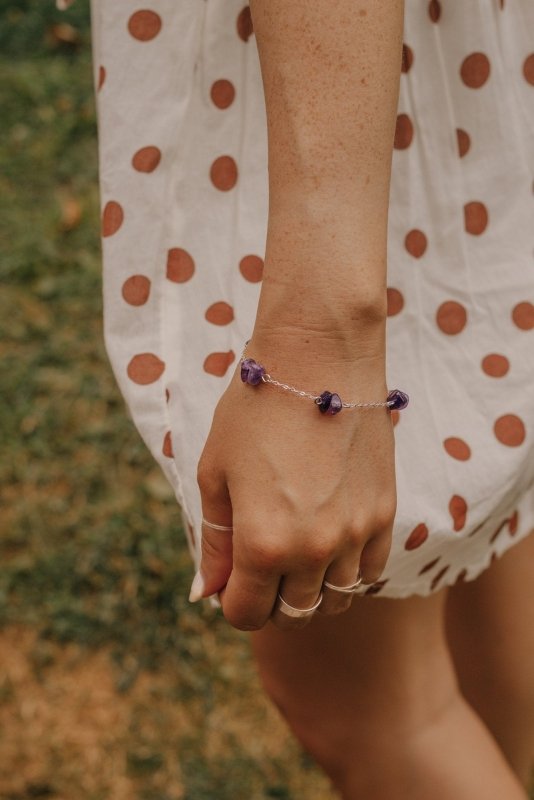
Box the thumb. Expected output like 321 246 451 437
189 477 233 602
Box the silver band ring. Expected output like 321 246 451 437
202 517 233 531
323 571 363 594
275 591 323 619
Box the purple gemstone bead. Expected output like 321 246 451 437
329 393 343 415
240 357 265 385
318 391 332 413
386 389 409 410
318 390 343 415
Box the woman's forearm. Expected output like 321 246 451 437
249 0 404 339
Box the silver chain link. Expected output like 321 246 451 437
240 340 393 409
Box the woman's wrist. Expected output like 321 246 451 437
253 267 388 360
244 320 388 411
255 200 389 339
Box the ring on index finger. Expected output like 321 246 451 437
202 517 233 531
323 570 363 594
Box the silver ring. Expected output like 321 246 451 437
275 591 323 618
323 571 363 594
202 516 233 531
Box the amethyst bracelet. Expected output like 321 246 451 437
239 340 409 416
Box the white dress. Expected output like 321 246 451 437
89 0 534 598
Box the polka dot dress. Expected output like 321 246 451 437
89 0 534 598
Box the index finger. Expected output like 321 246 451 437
219 563 280 631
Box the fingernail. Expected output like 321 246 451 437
188 570 205 602
208 594 221 609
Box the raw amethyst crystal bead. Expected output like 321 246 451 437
240 357 266 385
317 390 343 415
386 389 409 410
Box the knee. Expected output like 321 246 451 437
258 668 350 782
258 663 459 792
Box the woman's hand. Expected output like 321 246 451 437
193 328 397 631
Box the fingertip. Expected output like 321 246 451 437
188 570 205 602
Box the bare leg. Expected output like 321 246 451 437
446 530 534 786
250 589 527 799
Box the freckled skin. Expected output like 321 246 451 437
248 0 405 350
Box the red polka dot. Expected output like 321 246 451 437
162 431 173 458
405 523 429 550
436 301 467 335
166 248 195 283
165 388 170 402
122 275 151 306
127 353 165 385
128 10 162 42
204 350 235 377
494 414 526 447
464 201 488 235
132 146 161 173
102 201 124 237
419 557 441 575
391 410 400 428
523 54 534 86
394 113 413 149
211 79 235 109
210 156 238 191
401 44 413 73
431 565 450 591
481 353 510 378
456 128 470 158
428 0 441 22
449 495 468 532
443 437 471 461
460 53 490 88
405 229 427 258
239 254 264 283
512 301 534 330
98 66 106 90
387 287 404 316
237 6 254 42
508 509 519 535
205 301 234 325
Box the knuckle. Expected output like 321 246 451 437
245 538 286 572
374 496 397 529
344 522 367 548
201 531 228 559
304 540 334 566
196 461 217 492
241 528 287 577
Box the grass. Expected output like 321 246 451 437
0 3 334 798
